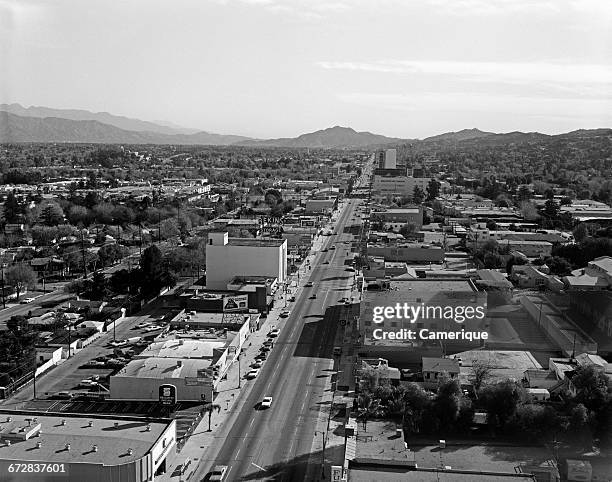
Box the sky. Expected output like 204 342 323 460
1 0 611 139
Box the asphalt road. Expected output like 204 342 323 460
196 198 361 482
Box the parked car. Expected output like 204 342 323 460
250 361 263 369
20 297 36 304
208 465 228 482
310 293 317 299
260 396 273 409
288 296 296 302
268 329 280 337
246 369 260 379
280 310 290 318
260 345 271 352
305 282 313 287
51 392 74 400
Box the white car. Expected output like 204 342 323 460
136 322 151 329
144 325 162 332
268 329 280 337
20 297 36 304
246 369 260 379
261 396 273 409
78 379 96 388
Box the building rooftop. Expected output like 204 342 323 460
114 357 214 379
227 237 286 247
0 411 170 465
136 339 226 359
422 357 460 373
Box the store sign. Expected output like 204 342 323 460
159 384 176 406
223 295 248 312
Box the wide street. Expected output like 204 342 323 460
195 198 361 481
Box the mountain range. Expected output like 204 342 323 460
0 103 609 148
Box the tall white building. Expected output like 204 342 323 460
206 232 287 290
384 149 397 169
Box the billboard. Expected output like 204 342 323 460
223 295 248 312
159 384 177 406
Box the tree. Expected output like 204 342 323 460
543 198 560 219
98 244 127 267
67 205 90 226
31 226 58 246
520 201 540 221
572 224 588 243
39 202 64 226
485 219 497 231
90 272 110 301
572 365 609 410
470 360 493 392
480 380 525 428
435 377 462 429
426 179 440 201
203 403 221 432
3 192 23 224
412 186 425 204
5 264 37 300
6 315 28 333
546 256 572 276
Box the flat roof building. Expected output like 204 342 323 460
0 410 176 482
206 232 287 290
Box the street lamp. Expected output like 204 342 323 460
314 430 327 479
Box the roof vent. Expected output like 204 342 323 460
36 441 42 449
6 417 11 422
61 420 66 426
5 440 10 446
114 422 119 429
88 421 93 427
146 424 151 432
176 360 182 367
127 448 133 456
92 445 98 452
65 443 71 451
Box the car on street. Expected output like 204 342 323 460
20 297 36 304
144 325 162 332
51 392 74 400
323 260 329 264
288 296 296 302
305 282 313 287
260 345 271 352
207 464 229 481
246 369 260 379
255 352 267 361
135 322 152 329
310 293 317 299
330 245 336 249
346 267 355 272
250 361 263 369
280 310 290 318
78 379 97 388
260 396 273 409
268 328 280 337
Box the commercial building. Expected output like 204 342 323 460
358 279 487 365
375 148 397 169
0 410 176 482
110 357 217 404
205 232 287 290
371 207 423 229
372 175 431 199
304 197 337 214
367 243 445 263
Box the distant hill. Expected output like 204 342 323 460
0 103 203 136
423 128 494 143
0 112 253 145
237 126 405 148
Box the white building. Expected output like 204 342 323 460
206 232 287 290
372 175 430 198
384 149 397 169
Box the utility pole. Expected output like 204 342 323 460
80 231 87 278
32 352 37 400
138 224 143 258
1 268 5 309
315 430 327 479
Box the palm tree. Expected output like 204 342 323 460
203 403 221 432
357 392 382 432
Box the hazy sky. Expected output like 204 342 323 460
1 0 611 138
